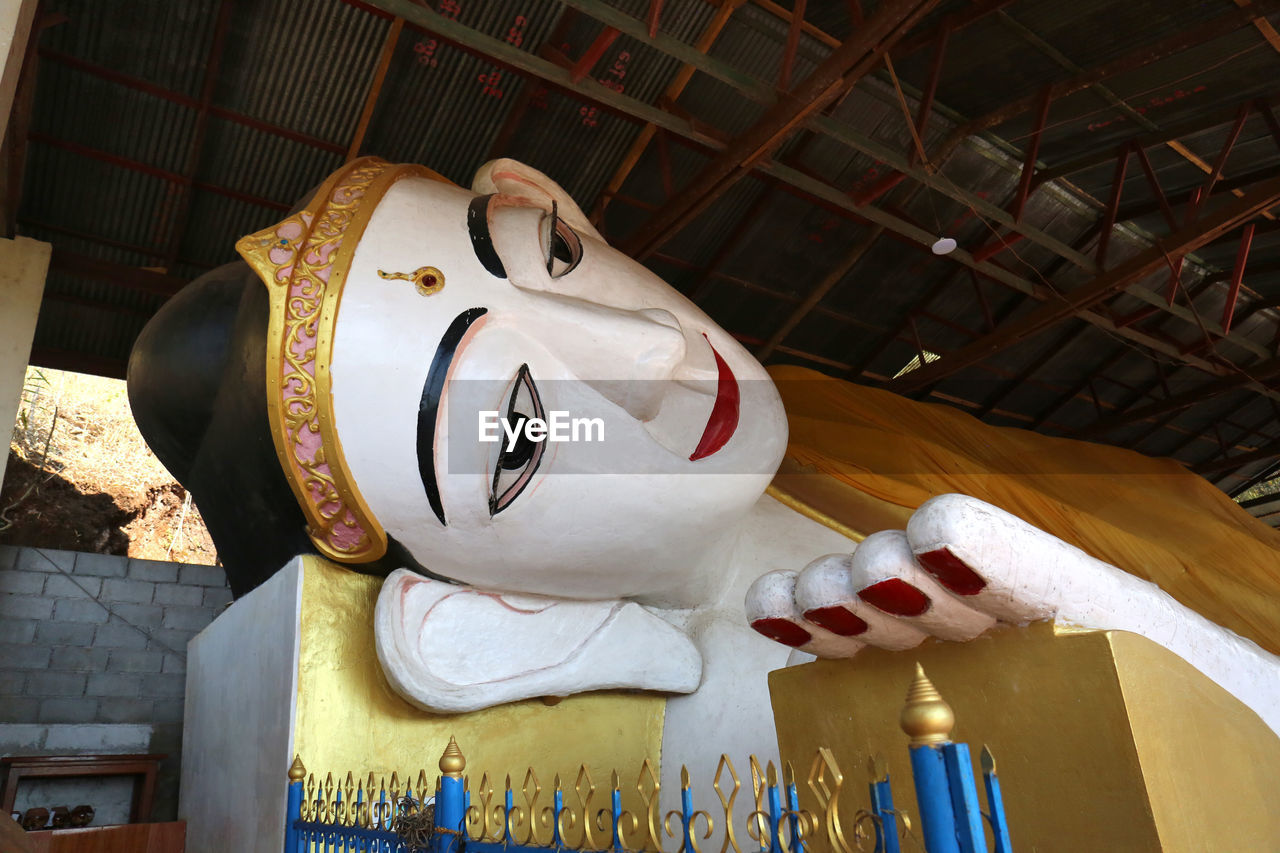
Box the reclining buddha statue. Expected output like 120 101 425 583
127 157 1280 746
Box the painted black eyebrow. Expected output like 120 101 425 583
417 307 488 526
467 194 506 278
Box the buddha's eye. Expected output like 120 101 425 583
539 201 583 278
490 364 545 516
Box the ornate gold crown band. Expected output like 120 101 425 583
236 157 451 563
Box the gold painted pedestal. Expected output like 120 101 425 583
769 623 1280 852
292 556 665 792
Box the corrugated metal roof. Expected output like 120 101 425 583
16 0 1280 492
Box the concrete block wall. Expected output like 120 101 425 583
0 544 231 821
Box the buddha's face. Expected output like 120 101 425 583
328 161 787 606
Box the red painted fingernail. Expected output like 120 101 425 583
916 547 987 595
803 606 868 636
750 618 812 648
858 578 930 616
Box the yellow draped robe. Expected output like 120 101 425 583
768 365 1280 655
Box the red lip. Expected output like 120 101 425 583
690 336 740 461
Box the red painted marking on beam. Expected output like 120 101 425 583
570 26 620 83
478 69 504 98
505 14 527 48
414 39 440 68
1086 85 1207 132
598 50 632 94
1222 222 1256 334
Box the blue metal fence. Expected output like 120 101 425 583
284 665 1011 853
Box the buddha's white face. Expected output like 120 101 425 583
328 161 787 606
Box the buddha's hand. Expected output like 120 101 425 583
743 493 1278 733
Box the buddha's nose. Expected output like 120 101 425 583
525 298 686 421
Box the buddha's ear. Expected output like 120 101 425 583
472 158 603 242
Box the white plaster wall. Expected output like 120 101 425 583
0 235 50 489
658 495 858 815
180 557 302 853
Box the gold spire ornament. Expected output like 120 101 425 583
235 157 452 564
899 663 955 746
289 754 307 782
440 735 467 778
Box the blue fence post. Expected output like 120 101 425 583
435 736 467 853
867 756 900 853
940 743 985 853
900 664 962 853
610 771 625 853
764 763 784 853
285 755 305 853
783 763 807 853
979 747 1012 853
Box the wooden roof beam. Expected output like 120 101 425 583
457 0 1265 354
161 0 236 271
49 249 189 298
1033 99 1280 186
619 0 943 261
755 225 885 360
1114 163 1280 227
1194 436 1280 475
942 0 1280 152
39 49 346 155
1075 356 1280 439
592 0 745 224
355 0 1280 376
888 174 1280 393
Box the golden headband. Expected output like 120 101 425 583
236 157 451 563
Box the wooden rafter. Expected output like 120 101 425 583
161 0 236 270
28 133 290 212
346 16 404 162
620 0 943 261
942 0 1280 151
475 0 1266 351
755 225 885 360
592 0 745 223
39 49 346 155
1076 355 1280 439
1194 436 1280 475
889 175 1280 393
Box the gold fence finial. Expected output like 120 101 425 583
440 736 466 778
289 755 307 782
900 663 955 746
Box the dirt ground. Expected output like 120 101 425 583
1 367 218 565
